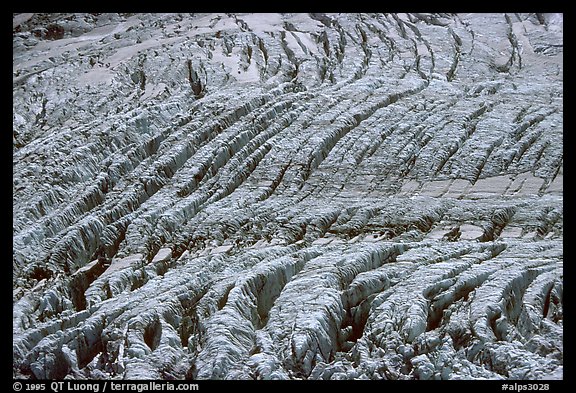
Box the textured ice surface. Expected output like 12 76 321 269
13 13 562 380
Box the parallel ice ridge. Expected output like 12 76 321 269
13 13 562 379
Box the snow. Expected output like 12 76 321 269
13 13 34 29
12 13 563 381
